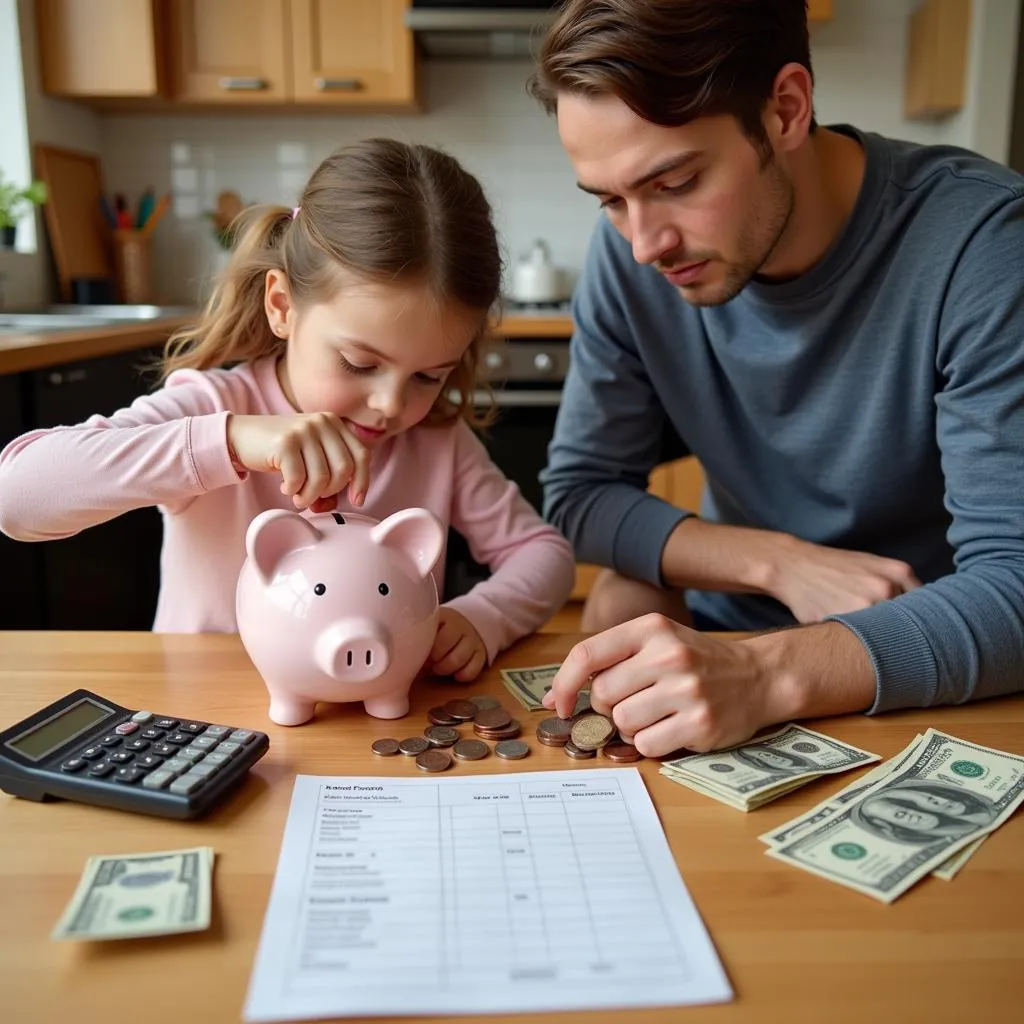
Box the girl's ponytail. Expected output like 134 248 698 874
161 205 292 379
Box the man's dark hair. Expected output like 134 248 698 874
529 0 816 156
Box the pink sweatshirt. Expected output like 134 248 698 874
0 356 575 660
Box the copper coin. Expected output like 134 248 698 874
564 741 596 759
536 717 572 744
427 705 461 726
469 695 502 711
398 736 430 756
415 749 453 772
494 740 530 760
442 699 478 721
603 743 642 762
452 739 490 761
474 720 522 740
473 706 512 730
424 725 460 747
371 738 400 756
570 713 616 751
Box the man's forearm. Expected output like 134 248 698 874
660 516 788 593
744 621 877 723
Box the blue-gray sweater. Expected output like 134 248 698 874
542 126 1024 713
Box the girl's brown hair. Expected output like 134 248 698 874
529 0 816 158
163 138 502 426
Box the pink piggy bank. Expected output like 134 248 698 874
236 507 444 726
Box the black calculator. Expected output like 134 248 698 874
0 689 269 819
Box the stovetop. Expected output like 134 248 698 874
501 298 572 316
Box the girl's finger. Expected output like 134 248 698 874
293 436 330 508
336 421 371 504
453 647 486 683
432 635 475 677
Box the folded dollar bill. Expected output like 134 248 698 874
51 846 215 941
658 724 881 811
764 729 1024 902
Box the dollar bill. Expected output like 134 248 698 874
759 733 991 881
658 724 881 811
765 729 1024 902
51 846 215 941
499 664 589 714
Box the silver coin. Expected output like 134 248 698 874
495 740 530 760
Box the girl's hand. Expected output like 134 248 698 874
227 413 371 510
429 608 487 682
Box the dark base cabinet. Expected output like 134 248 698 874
1 346 164 630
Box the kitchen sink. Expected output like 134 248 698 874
0 305 194 335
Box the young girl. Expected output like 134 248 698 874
0 138 575 682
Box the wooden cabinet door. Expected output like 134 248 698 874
168 0 290 103
290 0 416 106
808 0 834 22
37 0 164 98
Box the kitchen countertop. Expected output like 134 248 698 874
0 312 573 376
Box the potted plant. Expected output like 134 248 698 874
0 174 47 249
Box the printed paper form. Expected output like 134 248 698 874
244 768 732 1020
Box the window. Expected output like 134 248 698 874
0 0 37 252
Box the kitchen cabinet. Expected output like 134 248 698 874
808 0 834 22
37 0 166 98
36 0 417 109
904 0 970 119
0 347 164 630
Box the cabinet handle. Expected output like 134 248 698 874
47 369 88 386
218 77 268 91
314 77 363 92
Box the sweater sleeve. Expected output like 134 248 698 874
829 195 1024 711
540 218 690 585
442 423 575 663
0 368 249 541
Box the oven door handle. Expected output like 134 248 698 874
469 389 564 408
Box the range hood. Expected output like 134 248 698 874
404 4 560 60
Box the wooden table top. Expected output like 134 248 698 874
1 630 1021 1023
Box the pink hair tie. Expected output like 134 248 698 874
292 206 300 220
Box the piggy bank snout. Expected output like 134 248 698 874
314 618 391 683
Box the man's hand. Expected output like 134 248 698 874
542 614 784 756
429 608 487 682
767 535 921 623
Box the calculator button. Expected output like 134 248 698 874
114 766 148 784
114 722 138 735
108 751 135 764
99 734 123 747
80 745 105 760
203 725 230 738
61 758 86 772
188 760 219 780
88 761 115 777
154 718 178 730
141 727 165 740
169 772 206 795
202 751 232 767
142 769 175 790
177 747 205 764
228 729 256 744
179 722 206 734
165 733 191 745
131 710 153 723
124 738 151 752
216 740 241 755
136 754 163 769
152 742 178 757
190 735 219 752
161 758 191 775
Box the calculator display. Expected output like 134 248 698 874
5 698 113 761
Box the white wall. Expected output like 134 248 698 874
25 0 1024 308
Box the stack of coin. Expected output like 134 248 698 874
536 711 644 764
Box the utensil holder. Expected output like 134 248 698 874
113 229 154 304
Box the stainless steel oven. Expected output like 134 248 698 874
443 329 570 598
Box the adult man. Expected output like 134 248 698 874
532 0 1024 755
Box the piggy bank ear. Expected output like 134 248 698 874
246 509 322 586
370 507 444 579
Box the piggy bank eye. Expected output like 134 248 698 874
378 583 389 596
314 583 327 596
